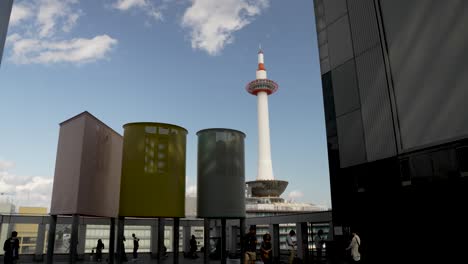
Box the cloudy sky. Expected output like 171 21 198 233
0 0 330 211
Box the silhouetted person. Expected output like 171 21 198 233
314 229 325 263
189 235 198 258
3 231 19 264
286 230 297 264
132 233 140 261
260 233 272 264
121 236 128 262
96 239 105 262
243 226 257 264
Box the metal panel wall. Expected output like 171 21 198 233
336 110 367 167
327 15 354 70
348 0 381 56
355 46 397 161
323 0 347 25
380 0 468 150
314 0 330 74
331 59 360 117
0 0 13 66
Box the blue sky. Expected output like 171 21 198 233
0 0 330 210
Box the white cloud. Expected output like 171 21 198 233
181 0 269 55
186 184 197 197
8 34 118 64
287 190 304 201
36 0 82 37
6 0 117 65
0 160 15 171
113 0 164 22
0 160 53 209
9 3 33 26
114 0 148 10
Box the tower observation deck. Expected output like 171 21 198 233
246 49 288 198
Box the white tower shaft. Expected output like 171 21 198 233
257 91 274 180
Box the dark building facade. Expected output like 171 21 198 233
313 0 468 262
0 0 13 66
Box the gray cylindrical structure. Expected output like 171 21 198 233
197 128 246 218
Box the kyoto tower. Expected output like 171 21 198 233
246 49 288 198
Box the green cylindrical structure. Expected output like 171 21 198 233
119 122 187 217
196 128 246 218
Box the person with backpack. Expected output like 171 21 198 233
3 231 19 264
346 232 361 262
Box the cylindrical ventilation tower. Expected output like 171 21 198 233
119 122 188 217
196 128 246 218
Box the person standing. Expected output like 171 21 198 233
132 233 140 261
286 230 297 264
313 229 325 263
260 233 272 264
189 235 198 258
243 226 257 264
346 232 361 262
95 239 105 262
3 231 19 264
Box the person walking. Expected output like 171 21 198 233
95 239 105 262
260 233 272 264
3 231 19 264
243 226 257 264
313 229 325 263
286 230 297 264
132 233 140 261
346 232 361 262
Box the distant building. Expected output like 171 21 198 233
15 207 48 254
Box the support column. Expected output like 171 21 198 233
46 215 57 264
240 218 246 264
203 219 210 264
157 218 166 264
173 218 180 264
270 224 280 264
34 222 46 261
116 217 125 264
229 225 237 255
109 218 116 264
151 219 158 259
296 222 309 263
77 222 87 259
184 224 191 255
221 219 227 264
70 214 80 264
